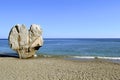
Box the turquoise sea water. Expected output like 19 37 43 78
1 38 120 59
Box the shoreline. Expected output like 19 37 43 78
36 54 120 63
1 53 120 63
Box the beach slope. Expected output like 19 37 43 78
0 58 120 80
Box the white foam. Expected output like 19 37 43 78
72 56 120 60
73 56 95 59
34 54 38 57
98 57 120 60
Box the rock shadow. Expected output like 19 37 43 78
0 53 19 58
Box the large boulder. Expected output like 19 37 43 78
8 24 43 59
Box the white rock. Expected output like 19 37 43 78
8 24 43 59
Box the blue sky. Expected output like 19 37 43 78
0 0 120 38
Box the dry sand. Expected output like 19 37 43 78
0 58 120 80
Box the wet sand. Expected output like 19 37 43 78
0 58 120 80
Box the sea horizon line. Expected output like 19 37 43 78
1 37 120 40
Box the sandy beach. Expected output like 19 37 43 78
0 58 120 80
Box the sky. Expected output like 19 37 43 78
0 0 120 38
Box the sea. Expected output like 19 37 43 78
1 38 120 60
